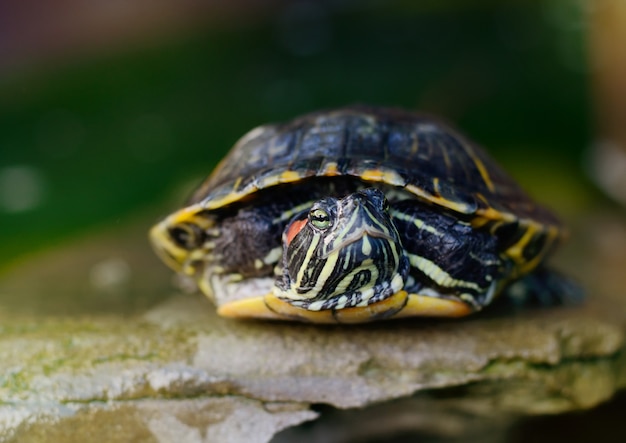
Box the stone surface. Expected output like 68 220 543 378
1 213 625 442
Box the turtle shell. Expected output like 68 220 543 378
188 106 562 274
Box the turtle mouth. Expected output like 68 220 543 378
280 255 410 311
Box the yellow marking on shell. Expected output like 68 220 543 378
469 217 490 228
408 255 482 291
201 170 308 211
460 142 495 193
360 169 385 182
320 161 340 176
405 184 474 214
520 225 559 274
360 169 405 186
149 223 185 272
472 194 519 226
219 291 407 323
280 170 302 183
394 293 474 318
332 290 408 323
150 206 217 273
506 223 539 265
202 192 247 210
506 223 560 276
473 158 495 193
475 206 516 222
486 220 504 236
217 289 474 322
474 192 490 207
232 176 243 191
217 293 338 323
169 204 213 227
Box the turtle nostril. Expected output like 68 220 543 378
169 224 204 250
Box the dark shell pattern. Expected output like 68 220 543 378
189 106 561 238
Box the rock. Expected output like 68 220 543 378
0 215 625 442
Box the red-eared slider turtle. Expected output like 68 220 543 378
150 106 569 323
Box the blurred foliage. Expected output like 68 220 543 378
0 1 593 269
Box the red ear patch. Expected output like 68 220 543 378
285 218 307 246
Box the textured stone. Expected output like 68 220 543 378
0 215 625 442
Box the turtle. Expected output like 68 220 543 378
150 105 572 323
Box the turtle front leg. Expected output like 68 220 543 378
390 201 504 313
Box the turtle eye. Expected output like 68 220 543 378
309 208 331 230
169 223 204 249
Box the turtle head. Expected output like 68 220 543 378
274 188 409 311
149 205 215 278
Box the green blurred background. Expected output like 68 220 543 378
0 0 597 270
3 3 626 440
